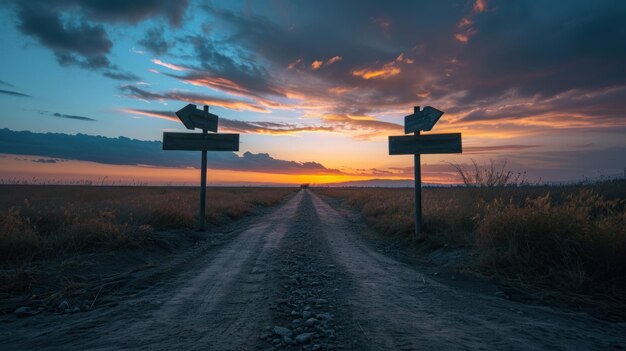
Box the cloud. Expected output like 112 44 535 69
151 59 187 72
16 2 113 69
0 128 343 175
119 85 270 112
352 62 401 80
11 0 191 79
62 0 190 26
0 89 31 97
103 71 140 81
311 60 323 70
326 56 343 65
119 108 333 135
185 1 626 140
44 112 97 122
140 28 172 55
33 158 61 163
0 80 15 87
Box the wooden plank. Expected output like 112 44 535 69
389 133 462 155
404 106 444 134
175 104 218 132
162 132 239 151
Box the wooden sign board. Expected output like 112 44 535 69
389 133 462 155
404 106 444 134
163 132 239 151
176 104 218 132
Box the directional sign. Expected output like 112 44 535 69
162 132 239 151
389 133 462 155
176 104 218 132
404 106 444 134
389 105 463 236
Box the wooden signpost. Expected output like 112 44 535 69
388 106 462 235
163 104 239 231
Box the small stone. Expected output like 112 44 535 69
296 332 315 344
58 300 70 311
272 338 281 345
284 336 293 344
312 344 322 351
303 310 313 319
305 318 318 327
14 306 41 318
292 318 303 325
319 312 333 321
272 326 292 338
291 310 300 316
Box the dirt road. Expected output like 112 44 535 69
1 190 625 350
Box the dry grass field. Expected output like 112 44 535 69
314 180 626 298
0 185 297 263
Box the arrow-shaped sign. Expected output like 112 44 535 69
176 104 218 132
404 106 444 134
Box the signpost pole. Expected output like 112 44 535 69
413 131 422 236
198 105 209 231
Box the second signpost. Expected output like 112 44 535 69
388 106 463 236
163 104 240 231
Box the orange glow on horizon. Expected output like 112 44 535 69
0 155 461 186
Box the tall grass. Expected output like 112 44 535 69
315 180 626 296
0 186 296 263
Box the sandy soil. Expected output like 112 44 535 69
1 190 624 350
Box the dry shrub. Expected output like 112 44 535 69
316 188 477 246
477 190 626 292
0 186 296 263
0 267 36 294
0 208 40 262
148 208 194 229
58 211 126 252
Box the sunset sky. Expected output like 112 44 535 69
1 0 625 185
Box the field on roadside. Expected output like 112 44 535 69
314 180 626 299
0 185 297 263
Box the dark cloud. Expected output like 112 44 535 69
0 89 31 98
51 112 97 122
12 0 191 80
17 2 112 69
33 158 61 163
0 128 342 175
453 1 626 103
103 71 140 81
179 0 626 134
62 0 190 26
139 27 172 55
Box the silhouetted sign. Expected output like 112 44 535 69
404 106 444 134
389 133 462 155
388 105 463 236
176 103 218 132
162 132 239 151
163 104 241 231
